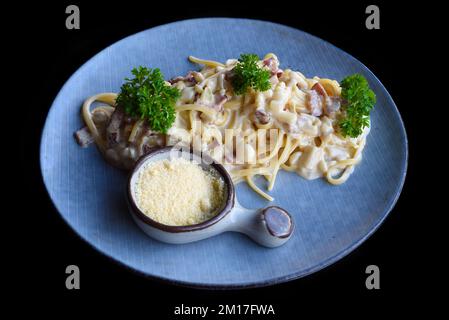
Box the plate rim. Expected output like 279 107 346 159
39 17 409 289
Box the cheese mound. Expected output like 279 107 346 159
135 158 225 226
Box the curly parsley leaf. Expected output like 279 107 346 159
116 66 180 134
231 54 271 95
339 74 376 138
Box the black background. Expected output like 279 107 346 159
13 0 431 315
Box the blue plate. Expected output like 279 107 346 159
40 18 407 288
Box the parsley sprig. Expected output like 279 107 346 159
231 54 271 95
339 74 376 138
116 67 180 134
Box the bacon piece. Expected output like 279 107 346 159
139 132 165 155
168 76 185 84
74 127 94 147
311 82 341 116
168 71 197 85
325 96 341 115
255 109 271 124
311 82 327 97
263 57 279 75
106 107 124 147
263 58 274 67
263 57 282 77
307 90 323 117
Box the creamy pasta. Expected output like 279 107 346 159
76 54 370 201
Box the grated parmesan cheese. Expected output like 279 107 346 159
134 158 225 226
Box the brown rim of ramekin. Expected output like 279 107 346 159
127 146 235 233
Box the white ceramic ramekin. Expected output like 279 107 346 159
127 147 294 248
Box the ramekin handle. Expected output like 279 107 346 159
224 203 294 247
